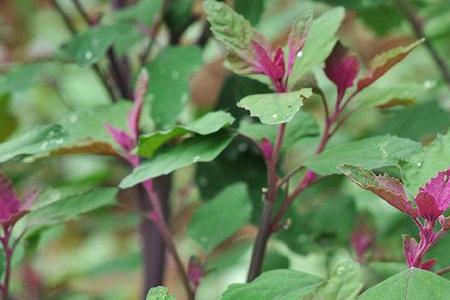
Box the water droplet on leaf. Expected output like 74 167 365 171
272 113 278 119
296 51 303 58
85 51 93 60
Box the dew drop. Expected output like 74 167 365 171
424 80 436 89
296 51 303 58
85 51 93 60
272 113 278 119
40 141 49 150
69 114 78 124
417 162 422 167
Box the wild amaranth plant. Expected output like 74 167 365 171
340 165 450 271
204 0 423 281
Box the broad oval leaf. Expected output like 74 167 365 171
120 131 235 188
359 268 450 300
220 269 323 300
188 183 251 253
304 135 421 176
237 88 312 125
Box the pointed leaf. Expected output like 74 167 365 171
204 0 265 75
338 164 417 217
237 88 312 125
120 131 235 188
352 84 425 109
289 7 345 89
27 187 118 227
357 39 424 91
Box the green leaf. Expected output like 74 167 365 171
28 187 118 227
165 0 195 34
239 110 319 148
289 7 345 89
357 39 424 91
120 131 235 188
146 286 175 300
401 131 450 194
59 24 129 66
188 183 251 253
304 135 421 176
237 89 312 125
0 94 17 142
310 261 363 300
204 0 262 75
261 250 290 273
353 84 425 109
359 268 450 300
0 64 42 93
234 0 266 25
220 269 323 300
0 125 67 163
115 0 163 25
0 102 135 163
147 46 203 128
138 111 235 157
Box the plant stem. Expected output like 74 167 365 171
0 227 13 300
394 0 450 88
136 177 170 299
144 182 195 300
247 123 286 281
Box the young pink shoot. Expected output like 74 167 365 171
340 165 450 270
0 174 37 298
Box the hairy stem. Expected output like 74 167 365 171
394 0 450 88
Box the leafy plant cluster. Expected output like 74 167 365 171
1 0 450 299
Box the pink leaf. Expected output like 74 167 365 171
105 124 135 152
415 189 442 222
414 169 450 222
420 258 437 271
128 69 149 140
351 223 374 263
251 41 285 82
403 235 418 268
0 175 21 224
325 43 360 99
